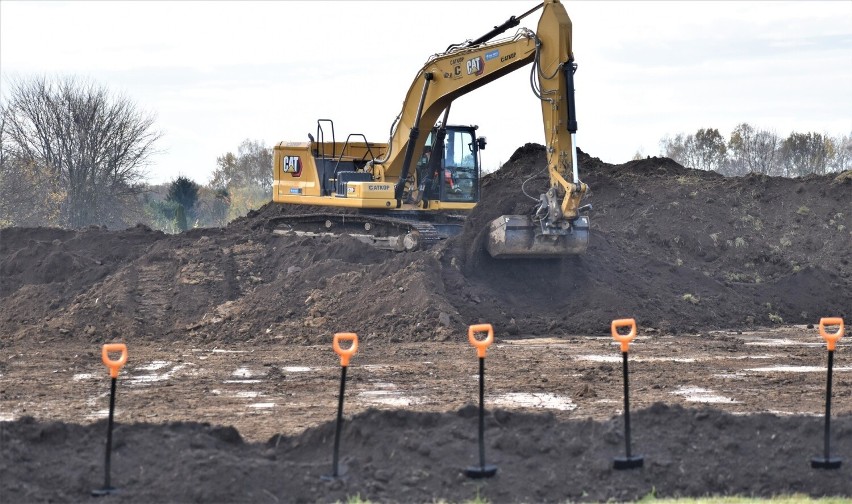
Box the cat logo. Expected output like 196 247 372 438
466 56 484 76
281 156 302 177
368 184 390 191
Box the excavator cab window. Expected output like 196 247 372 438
439 127 479 203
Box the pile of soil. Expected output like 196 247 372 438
1 146 848 346
2 148 851 502
2 404 850 502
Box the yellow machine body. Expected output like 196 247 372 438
272 0 591 257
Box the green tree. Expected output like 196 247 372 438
166 175 200 225
174 204 188 232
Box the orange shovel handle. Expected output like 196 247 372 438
333 332 358 367
101 343 128 378
611 318 637 353
468 324 494 358
818 317 845 351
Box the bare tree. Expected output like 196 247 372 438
780 132 830 177
0 108 64 226
210 152 239 191
210 139 272 191
660 133 687 164
689 128 727 172
660 128 727 172
1 75 161 228
827 132 852 173
727 123 780 176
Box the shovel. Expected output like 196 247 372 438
611 319 644 470
323 332 358 480
811 317 844 470
92 343 128 497
464 323 498 479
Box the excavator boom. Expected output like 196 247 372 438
485 0 590 258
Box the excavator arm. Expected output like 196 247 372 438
368 0 589 258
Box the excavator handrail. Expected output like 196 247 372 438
316 119 336 160
335 133 377 171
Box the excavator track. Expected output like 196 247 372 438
266 213 458 252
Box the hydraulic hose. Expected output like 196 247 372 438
394 72 433 203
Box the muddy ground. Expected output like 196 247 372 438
1 147 851 502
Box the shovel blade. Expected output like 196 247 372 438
811 457 842 469
486 215 589 259
613 455 645 470
464 464 498 479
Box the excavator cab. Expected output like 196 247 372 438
418 126 481 205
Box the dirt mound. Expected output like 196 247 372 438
0 148 848 345
440 145 850 335
2 405 850 502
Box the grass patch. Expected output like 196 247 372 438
740 214 763 231
710 233 720 247
725 272 758 283
643 496 851 503
829 212 845 231
682 293 700 304
355 495 848 504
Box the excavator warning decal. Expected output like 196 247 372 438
466 56 484 76
282 156 302 177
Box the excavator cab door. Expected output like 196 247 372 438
437 126 480 204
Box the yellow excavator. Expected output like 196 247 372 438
271 0 590 258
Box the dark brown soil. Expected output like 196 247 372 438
1 147 850 502
3 405 851 503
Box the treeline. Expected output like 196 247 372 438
4 76 848 231
0 75 271 231
141 140 271 233
657 124 851 177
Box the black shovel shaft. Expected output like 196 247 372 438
332 366 347 477
478 357 486 468
823 350 834 459
622 351 632 458
104 377 117 487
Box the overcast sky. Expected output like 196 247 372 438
2 1 850 185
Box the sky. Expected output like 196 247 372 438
1 1 851 185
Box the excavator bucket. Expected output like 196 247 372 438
486 215 589 259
